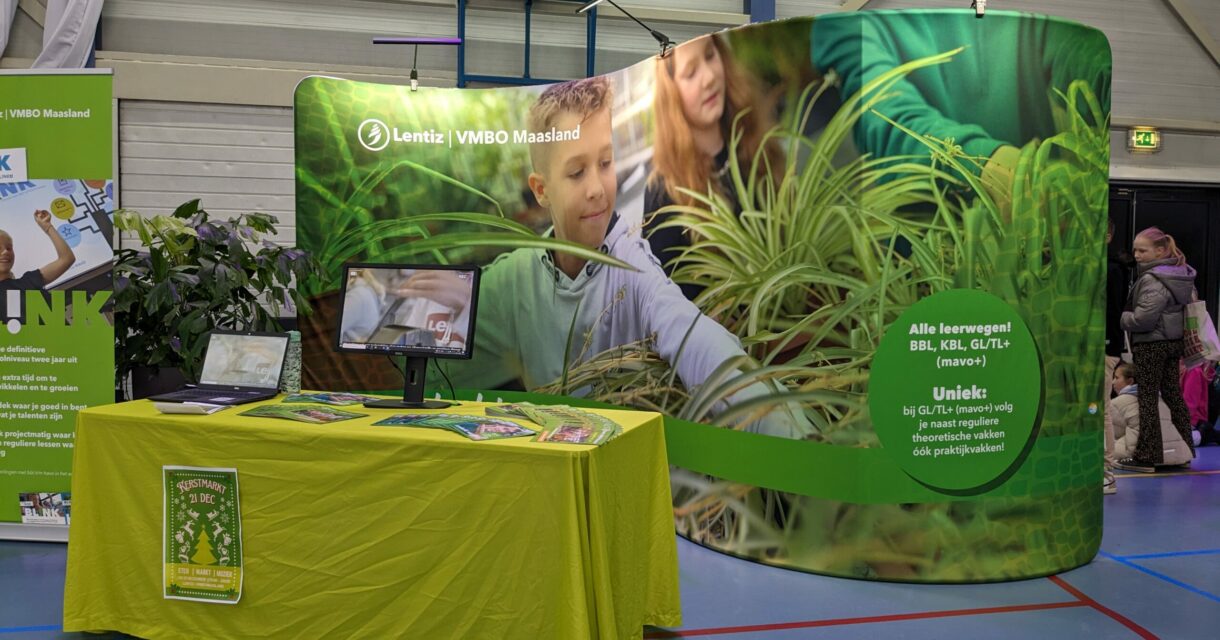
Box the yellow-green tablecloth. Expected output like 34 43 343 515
62 398 681 639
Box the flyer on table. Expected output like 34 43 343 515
163 466 243 604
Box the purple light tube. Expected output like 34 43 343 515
373 37 463 45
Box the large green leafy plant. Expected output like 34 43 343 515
113 199 320 386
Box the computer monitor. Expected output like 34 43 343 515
335 263 480 409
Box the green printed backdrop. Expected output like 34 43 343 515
294 10 1111 582
0 72 115 525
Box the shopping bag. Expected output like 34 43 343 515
1182 301 1220 368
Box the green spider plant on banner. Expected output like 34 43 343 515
551 46 1109 581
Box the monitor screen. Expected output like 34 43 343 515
198 332 289 388
335 264 480 359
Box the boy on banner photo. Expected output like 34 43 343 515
0 208 77 319
0 208 77 288
402 77 809 438
0 177 116 294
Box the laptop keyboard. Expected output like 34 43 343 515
165 389 262 402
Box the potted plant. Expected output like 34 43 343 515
113 199 321 399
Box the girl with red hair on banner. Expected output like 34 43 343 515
644 34 783 300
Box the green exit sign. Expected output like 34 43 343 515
1128 127 1161 152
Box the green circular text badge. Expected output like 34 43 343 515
869 289 1041 493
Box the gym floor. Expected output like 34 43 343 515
2 448 1217 639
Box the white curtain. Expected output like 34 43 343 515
33 0 104 68
0 0 18 59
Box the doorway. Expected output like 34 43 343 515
1111 182 1220 425
1110 183 1220 321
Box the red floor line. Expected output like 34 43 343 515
642 601 1087 638
1047 575 1158 639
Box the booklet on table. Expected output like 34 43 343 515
486 403 622 445
373 414 536 441
240 404 367 424
281 392 381 406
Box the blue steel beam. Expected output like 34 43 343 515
459 0 598 87
746 0 775 23
458 0 468 87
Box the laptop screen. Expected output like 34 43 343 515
198 332 289 389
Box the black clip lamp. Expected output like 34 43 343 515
576 0 674 57
372 37 464 90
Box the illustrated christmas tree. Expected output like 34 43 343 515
191 529 218 565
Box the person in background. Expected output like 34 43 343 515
645 33 783 300
1109 363 1193 468
1179 360 1214 446
1118 227 1197 472
1205 366 1220 446
1101 219 1127 494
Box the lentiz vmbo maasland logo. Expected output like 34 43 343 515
357 119 391 152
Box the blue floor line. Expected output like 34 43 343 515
1099 551 1220 604
1119 548 1220 560
0 625 62 634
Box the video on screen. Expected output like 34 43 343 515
199 334 288 388
338 266 476 358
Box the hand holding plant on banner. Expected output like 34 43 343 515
113 199 321 391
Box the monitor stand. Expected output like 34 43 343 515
364 356 455 409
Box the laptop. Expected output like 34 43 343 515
148 330 291 405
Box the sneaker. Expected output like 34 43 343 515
1199 422 1220 446
1103 479 1117 495
1116 458 1155 473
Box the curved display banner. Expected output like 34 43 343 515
0 70 116 531
294 10 1112 582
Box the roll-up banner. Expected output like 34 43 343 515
0 70 116 539
294 10 1112 582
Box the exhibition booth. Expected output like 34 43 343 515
0 8 1114 639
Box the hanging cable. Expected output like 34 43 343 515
410 44 420 91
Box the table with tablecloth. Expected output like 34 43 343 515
62 397 680 639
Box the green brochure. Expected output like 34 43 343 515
240 404 366 424
487 403 622 444
163 466 243 604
